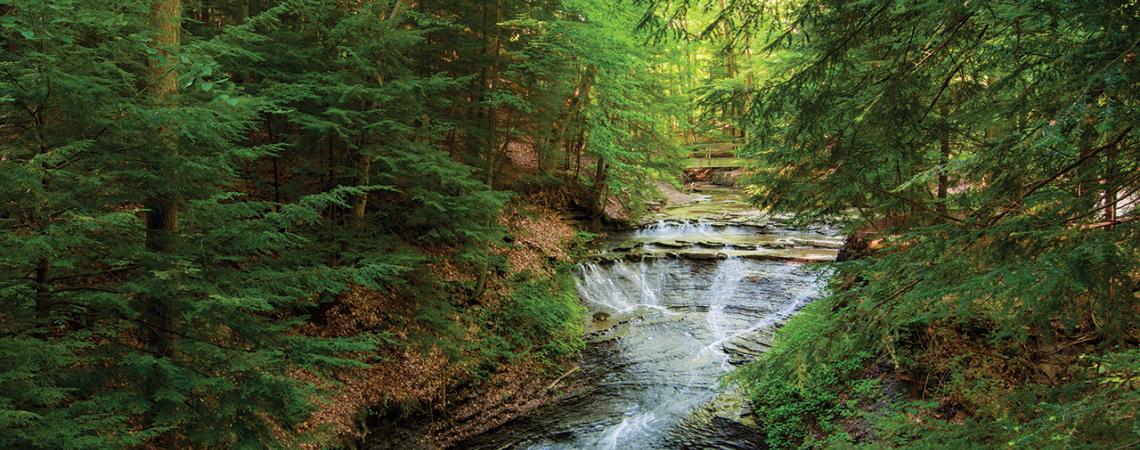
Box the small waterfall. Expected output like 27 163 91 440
460 218 834 450
700 251 748 369
634 220 718 239
577 261 676 315
633 220 757 242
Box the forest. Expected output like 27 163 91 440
1 0 1136 449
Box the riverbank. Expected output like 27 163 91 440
286 199 587 449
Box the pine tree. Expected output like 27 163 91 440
1 0 696 446
1 1 375 447
648 0 1139 446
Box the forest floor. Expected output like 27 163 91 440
304 199 583 449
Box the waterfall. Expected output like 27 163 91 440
577 262 668 314
461 216 835 450
701 252 748 369
635 220 719 239
631 220 761 246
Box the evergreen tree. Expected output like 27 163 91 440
647 0 1139 446
1 0 695 446
1 1 374 447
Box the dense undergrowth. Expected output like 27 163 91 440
732 255 1139 449
631 0 1140 448
0 0 686 447
472 269 587 377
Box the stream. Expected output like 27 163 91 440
460 186 840 449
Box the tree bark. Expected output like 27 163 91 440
718 0 739 138
34 258 50 327
482 0 504 188
590 156 608 229
1075 91 1101 208
143 0 181 445
387 0 408 20
353 153 371 220
267 116 281 207
147 0 181 256
936 104 951 219
1103 138 1117 223
145 2 181 267
571 67 595 182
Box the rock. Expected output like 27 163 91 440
592 312 611 322
764 240 796 249
791 238 845 249
722 337 773 364
677 250 726 260
609 242 643 252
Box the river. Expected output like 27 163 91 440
460 186 840 449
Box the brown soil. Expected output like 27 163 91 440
296 198 581 449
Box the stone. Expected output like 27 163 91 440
791 238 845 249
677 250 724 260
651 240 688 249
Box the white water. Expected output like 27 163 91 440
634 220 757 241
461 222 832 450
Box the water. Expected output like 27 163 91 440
461 221 832 450
634 220 759 240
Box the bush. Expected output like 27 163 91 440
469 269 586 377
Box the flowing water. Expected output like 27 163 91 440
460 218 836 449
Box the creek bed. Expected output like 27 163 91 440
459 217 835 449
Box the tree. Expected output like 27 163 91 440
644 0 1139 446
1 0 694 446
1 1 374 447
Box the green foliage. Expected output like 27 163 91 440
558 0 689 215
1 0 697 445
0 1 391 446
737 292 1140 449
647 0 1140 447
729 301 873 448
471 269 586 377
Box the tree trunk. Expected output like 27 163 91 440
936 104 951 219
353 154 370 220
482 0 504 188
544 79 586 175
267 116 281 207
489 113 516 189
471 0 505 301
718 0 739 138
1103 138 1117 223
34 258 50 327
590 157 608 229
1076 91 1100 207
571 67 595 183
387 0 408 20
143 0 181 445
145 0 181 312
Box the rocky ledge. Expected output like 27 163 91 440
588 218 843 264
